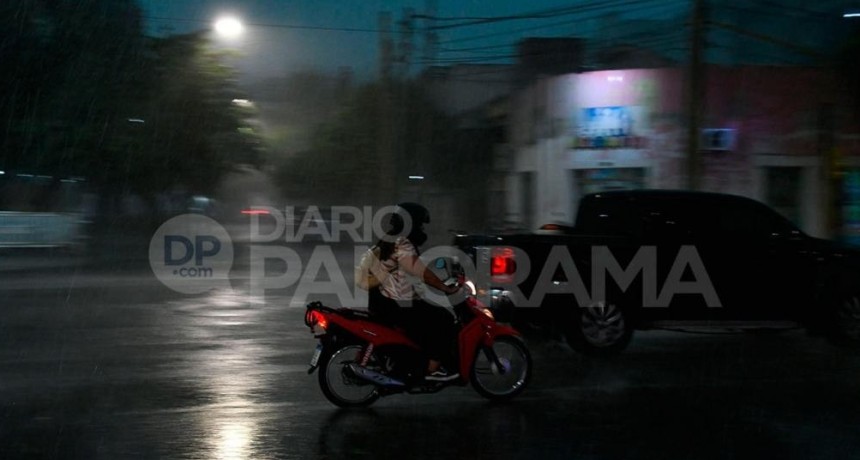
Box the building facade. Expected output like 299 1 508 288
505 66 860 239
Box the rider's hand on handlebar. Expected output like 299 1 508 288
443 283 462 296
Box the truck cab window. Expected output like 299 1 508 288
575 197 638 236
718 199 797 239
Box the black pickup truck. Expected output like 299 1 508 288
455 190 860 354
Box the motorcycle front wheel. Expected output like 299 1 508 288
318 344 380 408
471 336 532 401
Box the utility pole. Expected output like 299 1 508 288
394 9 415 199
819 104 836 238
398 8 415 79
378 12 394 84
423 0 438 67
686 0 706 191
378 12 396 204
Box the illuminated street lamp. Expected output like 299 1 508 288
214 17 244 38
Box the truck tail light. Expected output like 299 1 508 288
491 247 516 278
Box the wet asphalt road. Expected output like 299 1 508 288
1 267 860 459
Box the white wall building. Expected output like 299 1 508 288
504 67 837 238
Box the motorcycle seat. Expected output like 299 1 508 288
335 307 402 329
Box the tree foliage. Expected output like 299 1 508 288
275 81 457 204
0 0 146 178
126 33 264 196
0 0 263 201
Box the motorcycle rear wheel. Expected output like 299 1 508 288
471 336 532 401
319 344 380 408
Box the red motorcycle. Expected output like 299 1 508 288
303 275 532 407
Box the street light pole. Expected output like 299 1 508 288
686 0 706 191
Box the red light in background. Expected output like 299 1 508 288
491 256 507 276
491 247 516 277
241 209 270 215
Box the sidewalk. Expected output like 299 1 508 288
1 219 367 294
0 228 152 275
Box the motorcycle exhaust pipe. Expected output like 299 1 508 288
347 363 405 387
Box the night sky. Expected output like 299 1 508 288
138 0 854 82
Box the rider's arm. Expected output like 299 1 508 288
400 255 459 295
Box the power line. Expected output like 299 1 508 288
425 2 627 31
439 43 518 54
429 35 685 64
422 35 686 66
429 17 687 64
429 0 842 69
422 65 521 79
418 1 672 32
436 0 685 45
718 2 842 22
419 54 520 64
707 42 812 65
438 25 687 73
426 20 829 70
708 20 825 58
753 0 845 20
422 32 827 83
436 6 686 57
414 3 608 23
438 17 580 45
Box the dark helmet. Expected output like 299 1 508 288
395 202 430 225
386 202 430 247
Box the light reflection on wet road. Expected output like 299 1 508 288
1 276 860 459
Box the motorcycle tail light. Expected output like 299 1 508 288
312 311 328 330
305 309 328 329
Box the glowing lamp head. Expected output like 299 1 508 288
214 17 244 38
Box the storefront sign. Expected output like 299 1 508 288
572 106 647 149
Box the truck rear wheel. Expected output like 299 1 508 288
828 291 860 348
566 300 633 356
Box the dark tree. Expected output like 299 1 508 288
0 0 146 178
0 3 263 210
126 32 264 198
275 81 455 205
